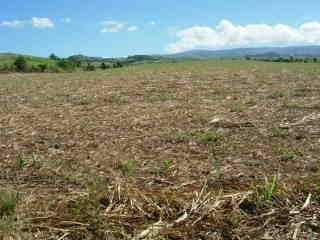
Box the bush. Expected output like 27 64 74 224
100 62 109 70
85 63 96 71
113 61 123 68
47 64 62 73
56 60 75 71
0 63 13 72
30 65 40 72
38 63 48 72
14 56 27 72
72 60 82 68
30 64 48 73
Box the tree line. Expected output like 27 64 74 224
246 56 319 63
0 53 124 73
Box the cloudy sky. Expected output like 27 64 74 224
1 0 320 57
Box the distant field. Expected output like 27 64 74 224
0 60 319 239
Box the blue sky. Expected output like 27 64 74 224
1 0 320 57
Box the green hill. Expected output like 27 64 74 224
166 45 320 59
0 53 55 66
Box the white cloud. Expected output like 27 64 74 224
149 21 156 25
31 17 54 28
127 25 138 32
0 18 54 29
101 21 124 33
62 17 71 23
167 20 320 53
0 20 27 28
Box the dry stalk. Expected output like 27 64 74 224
133 180 254 240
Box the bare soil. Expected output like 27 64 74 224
0 60 319 239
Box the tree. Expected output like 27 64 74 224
113 61 123 68
289 56 295 62
14 56 27 72
38 63 48 72
100 62 109 70
49 53 59 61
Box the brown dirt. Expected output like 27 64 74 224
0 61 319 239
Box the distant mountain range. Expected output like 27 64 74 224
68 46 320 62
2 46 320 65
166 45 320 59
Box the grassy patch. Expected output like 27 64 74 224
0 190 19 218
198 129 221 145
0 216 18 235
118 160 136 176
163 159 173 170
271 127 289 138
279 147 299 161
161 131 192 144
270 90 288 99
260 175 278 202
16 155 28 169
230 104 245 113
